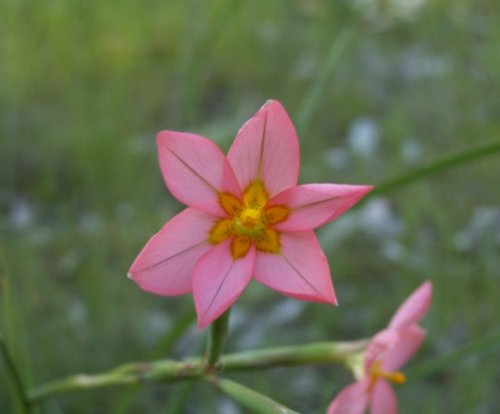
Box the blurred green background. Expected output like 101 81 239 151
1 0 499 413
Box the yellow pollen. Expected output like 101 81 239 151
240 208 261 227
209 181 290 259
369 361 407 391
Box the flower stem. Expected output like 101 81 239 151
205 308 231 369
368 140 500 197
27 339 367 401
219 340 367 370
0 332 34 414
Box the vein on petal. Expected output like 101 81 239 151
290 195 343 211
280 252 323 296
256 110 268 180
135 241 207 274
168 149 218 193
203 260 235 316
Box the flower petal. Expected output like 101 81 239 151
227 100 300 197
268 184 373 232
193 240 255 329
370 379 398 414
253 231 336 304
364 329 399 374
157 130 241 216
388 281 432 331
382 325 426 372
128 208 214 295
327 380 369 414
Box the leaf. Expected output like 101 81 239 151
208 376 301 414
368 140 500 197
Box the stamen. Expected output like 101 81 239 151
240 208 261 227
263 205 289 225
369 360 407 390
254 228 280 253
209 219 234 244
219 193 243 217
212 181 284 259
243 180 268 209
231 235 251 259
383 371 407 384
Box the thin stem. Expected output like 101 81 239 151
368 140 500 198
205 308 231 369
0 332 34 414
27 339 367 401
220 340 367 371
28 359 205 401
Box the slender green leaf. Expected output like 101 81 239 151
0 251 36 414
208 376 300 414
0 333 34 414
368 141 500 198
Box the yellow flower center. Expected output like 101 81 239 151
368 360 407 392
239 207 262 229
209 181 289 259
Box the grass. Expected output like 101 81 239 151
1 0 500 413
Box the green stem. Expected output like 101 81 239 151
219 340 367 370
368 140 500 198
0 332 34 414
28 359 205 401
27 339 367 401
205 308 231 369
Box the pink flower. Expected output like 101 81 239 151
327 281 432 414
128 100 372 328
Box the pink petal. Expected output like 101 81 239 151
128 208 214 295
327 380 369 414
253 231 336 304
388 281 432 331
157 131 241 216
193 240 255 329
227 100 300 197
364 329 399 374
268 184 373 232
370 379 398 414
382 325 426 372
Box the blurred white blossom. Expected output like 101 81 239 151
454 207 500 251
347 117 380 158
9 198 34 230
